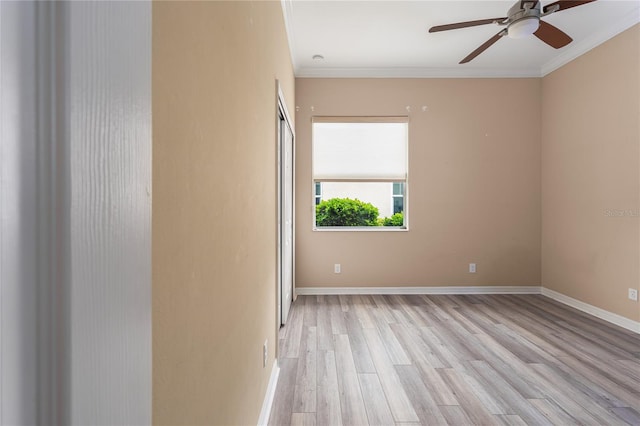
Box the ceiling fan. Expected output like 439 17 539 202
429 0 597 64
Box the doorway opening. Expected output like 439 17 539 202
277 83 295 326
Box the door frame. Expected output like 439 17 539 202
276 81 295 331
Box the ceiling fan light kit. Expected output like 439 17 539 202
508 0 541 38
508 17 540 38
428 0 596 64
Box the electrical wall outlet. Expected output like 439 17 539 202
469 263 476 273
263 340 268 367
629 288 638 302
334 264 341 274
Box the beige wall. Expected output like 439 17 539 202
541 24 640 322
296 78 542 288
152 2 294 425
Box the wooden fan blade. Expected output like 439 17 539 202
460 31 505 64
429 17 506 33
534 20 573 48
543 0 596 14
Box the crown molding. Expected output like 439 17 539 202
280 0 298 73
541 6 640 76
295 66 542 79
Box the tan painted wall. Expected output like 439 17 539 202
152 2 294 424
295 78 542 288
541 24 640 322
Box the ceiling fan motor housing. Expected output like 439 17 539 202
506 1 541 38
508 1 541 22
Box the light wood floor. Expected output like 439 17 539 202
268 294 640 426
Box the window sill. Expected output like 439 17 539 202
313 227 408 232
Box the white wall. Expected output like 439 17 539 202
0 1 152 424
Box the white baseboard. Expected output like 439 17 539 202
257 360 280 426
541 288 640 334
296 286 541 296
295 286 640 334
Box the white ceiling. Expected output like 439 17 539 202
282 0 640 77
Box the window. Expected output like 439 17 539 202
313 117 408 229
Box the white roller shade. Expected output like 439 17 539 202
313 121 408 181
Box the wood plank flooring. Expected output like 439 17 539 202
269 294 640 426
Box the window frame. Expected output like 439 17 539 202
312 116 409 232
